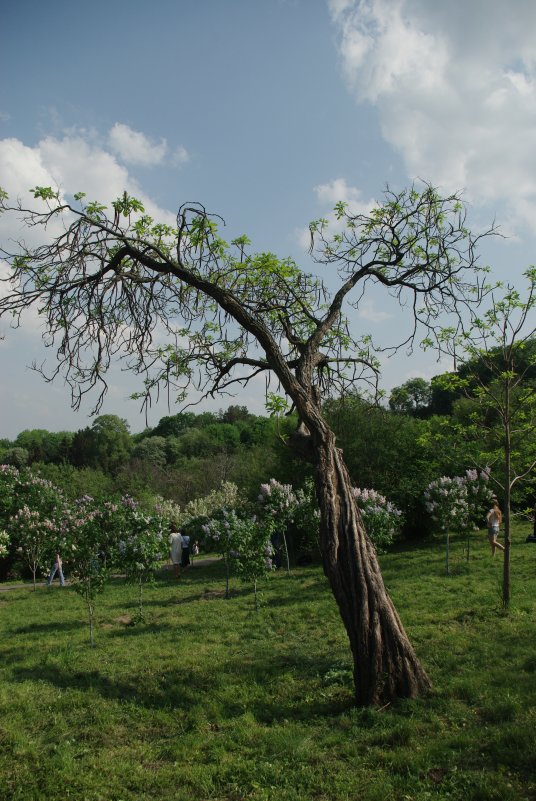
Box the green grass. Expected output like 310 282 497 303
2 528 536 801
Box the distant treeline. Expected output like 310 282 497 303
2 354 536 537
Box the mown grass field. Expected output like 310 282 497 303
1 525 536 801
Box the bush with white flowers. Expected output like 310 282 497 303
352 488 404 552
0 530 10 558
424 468 494 533
112 504 166 622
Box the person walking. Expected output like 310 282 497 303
47 553 65 586
181 530 191 569
169 525 183 579
487 499 504 556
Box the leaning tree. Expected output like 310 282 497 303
0 183 493 704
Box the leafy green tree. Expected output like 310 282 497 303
175 428 215 459
131 436 168 468
150 412 196 438
13 429 73 464
91 415 132 474
0 182 494 704
220 404 251 424
13 430 47 463
324 395 435 532
62 495 125 644
69 427 98 469
233 517 275 609
69 415 132 474
389 378 432 417
31 463 113 501
3 447 29 469
435 270 536 606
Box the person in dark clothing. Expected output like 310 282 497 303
180 531 191 568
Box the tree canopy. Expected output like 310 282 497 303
0 184 493 422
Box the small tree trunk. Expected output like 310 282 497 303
282 531 290 574
502 402 512 608
224 555 230 599
86 578 95 646
138 575 144 621
88 600 94 647
312 428 431 706
445 531 450 575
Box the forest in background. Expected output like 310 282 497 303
2 343 535 543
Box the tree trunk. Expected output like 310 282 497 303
502 409 512 608
312 427 431 706
282 531 290 574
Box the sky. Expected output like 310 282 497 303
1 0 536 438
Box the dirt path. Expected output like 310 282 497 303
0 557 221 593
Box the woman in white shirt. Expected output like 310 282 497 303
169 527 183 578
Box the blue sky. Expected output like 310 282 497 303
1 0 536 437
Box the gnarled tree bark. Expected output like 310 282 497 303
306 415 431 705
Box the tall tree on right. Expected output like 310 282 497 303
433 269 536 606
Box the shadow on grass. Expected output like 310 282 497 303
107 620 201 639
10 647 356 723
11 620 81 635
108 586 259 611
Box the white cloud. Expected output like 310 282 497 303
0 130 183 344
107 123 190 168
172 145 190 166
108 122 168 166
0 131 177 227
314 177 366 207
357 298 391 323
296 177 376 249
330 0 536 230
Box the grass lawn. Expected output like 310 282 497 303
1 526 536 801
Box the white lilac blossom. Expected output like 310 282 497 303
351 488 403 552
424 469 494 532
0 530 9 558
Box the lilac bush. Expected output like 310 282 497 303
293 479 321 555
423 476 470 533
0 530 10 558
8 470 67 589
232 517 275 609
0 465 19 527
61 495 111 643
201 509 244 598
463 468 494 527
111 500 166 622
424 468 494 532
424 468 494 573
257 478 297 572
351 488 403 552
